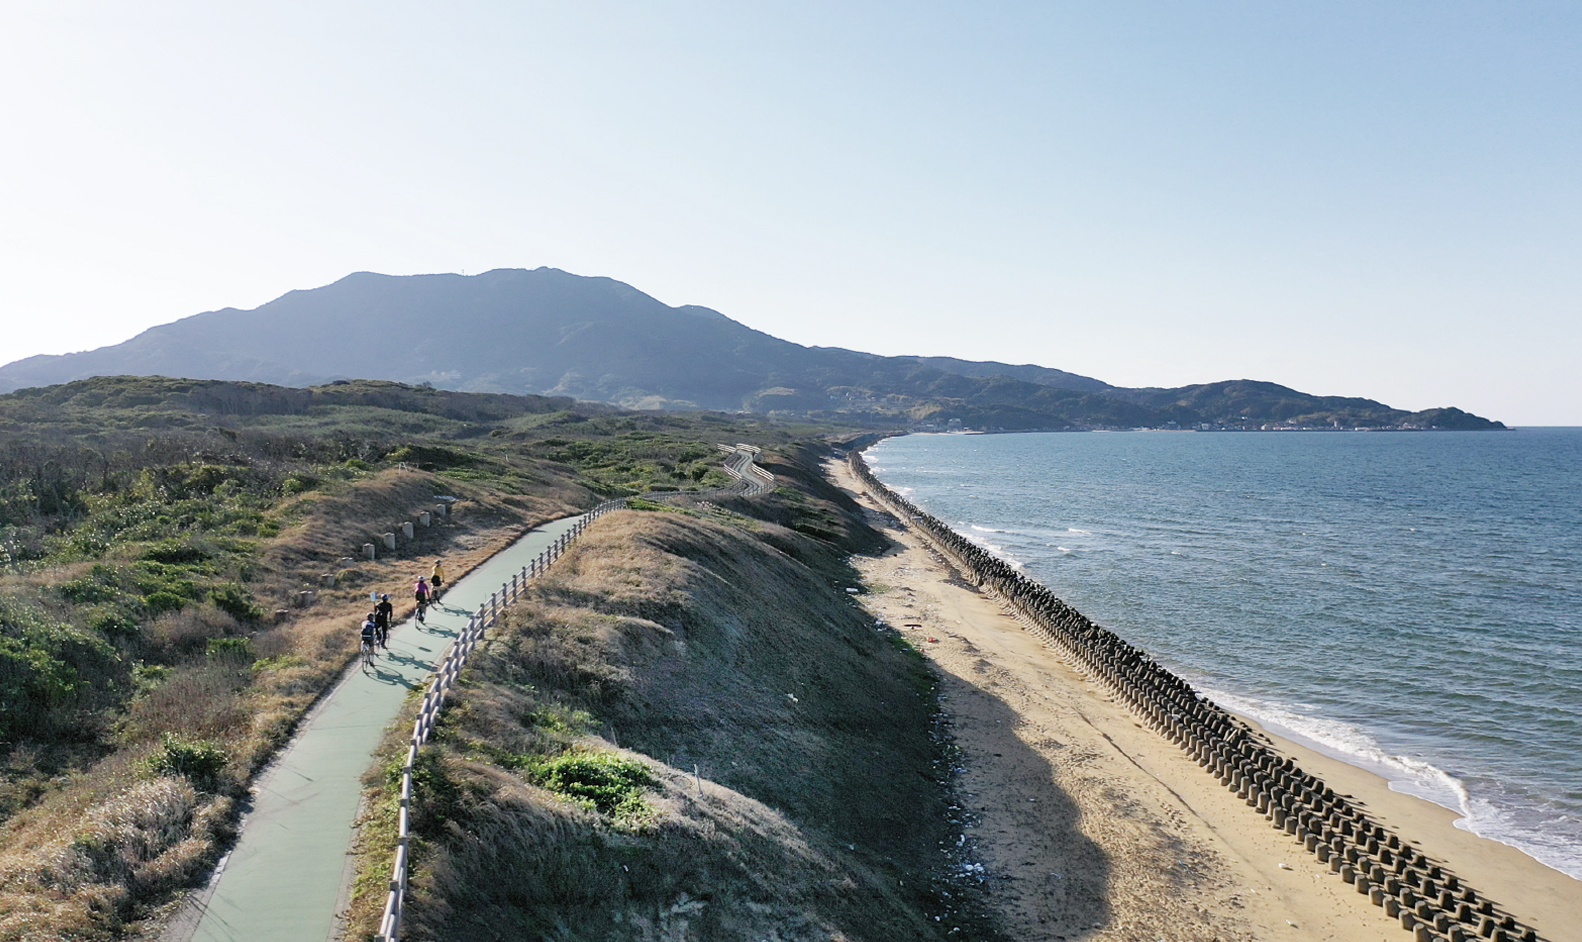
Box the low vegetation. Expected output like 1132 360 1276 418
347 448 1003 941
0 375 836 940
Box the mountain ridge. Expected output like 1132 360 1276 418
0 268 1503 430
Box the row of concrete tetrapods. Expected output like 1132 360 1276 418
848 450 1541 942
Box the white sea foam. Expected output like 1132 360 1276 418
1455 797 1582 880
1202 687 1582 879
1204 688 1468 812
955 525 1025 569
1068 528 1092 535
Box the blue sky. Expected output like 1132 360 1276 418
2 2 1578 423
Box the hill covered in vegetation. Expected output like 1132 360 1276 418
0 375 844 939
0 269 1503 430
347 450 1001 941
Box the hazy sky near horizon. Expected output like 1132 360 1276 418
2 2 1579 424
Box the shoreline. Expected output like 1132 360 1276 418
830 456 1580 942
1242 715 1582 935
1217 692 1580 885
862 430 1582 891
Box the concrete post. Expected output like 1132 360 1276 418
419 511 432 527
402 521 415 539
321 572 337 586
364 543 377 560
383 532 397 550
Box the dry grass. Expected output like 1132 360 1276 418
0 776 231 940
345 490 1005 942
0 468 589 941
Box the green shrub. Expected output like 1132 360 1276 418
530 751 654 816
141 539 212 565
209 584 262 623
142 591 190 615
88 608 140 638
133 561 203 613
389 444 474 471
148 733 228 791
0 600 119 740
132 662 172 696
136 464 246 501
279 473 319 496
624 497 674 513
64 530 110 559
205 637 254 661
58 564 128 604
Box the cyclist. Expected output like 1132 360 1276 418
430 559 446 598
359 613 378 667
414 576 431 622
374 593 393 648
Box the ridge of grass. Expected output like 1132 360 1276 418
342 445 1004 942
0 375 850 942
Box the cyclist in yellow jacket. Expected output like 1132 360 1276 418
430 559 446 597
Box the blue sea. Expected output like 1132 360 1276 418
865 429 1582 880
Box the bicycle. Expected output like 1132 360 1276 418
359 615 379 667
415 596 429 623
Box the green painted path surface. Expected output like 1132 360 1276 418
169 514 584 942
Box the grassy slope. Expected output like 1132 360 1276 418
0 376 842 941
351 448 1002 941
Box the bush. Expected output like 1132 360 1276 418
209 584 262 623
530 751 654 816
143 591 190 615
624 497 674 513
58 564 129 604
0 599 119 740
88 608 140 639
279 473 319 496
148 733 228 792
133 561 204 615
205 637 254 661
141 539 213 565
389 444 475 471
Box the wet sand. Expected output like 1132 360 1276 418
831 460 1582 942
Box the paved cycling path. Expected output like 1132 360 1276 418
168 514 585 942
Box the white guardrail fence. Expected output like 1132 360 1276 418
375 449 772 941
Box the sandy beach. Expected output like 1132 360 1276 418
830 459 1582 942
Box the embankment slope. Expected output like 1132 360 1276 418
356 468 1002 940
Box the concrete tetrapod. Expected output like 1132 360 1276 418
847 447 1548 942
163 514 586 942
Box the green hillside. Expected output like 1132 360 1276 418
0 376 835 939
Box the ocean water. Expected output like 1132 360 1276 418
865 429 1582 880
